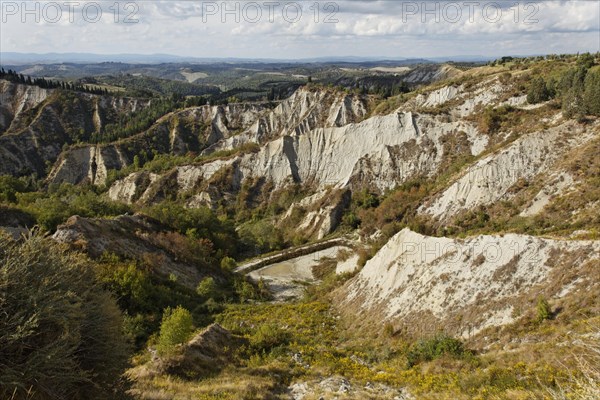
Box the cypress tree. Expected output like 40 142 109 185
584 67 600 116
527 77 550 104
561 66 587 118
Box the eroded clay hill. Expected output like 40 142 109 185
2 60 599 336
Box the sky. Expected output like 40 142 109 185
0 0 599 60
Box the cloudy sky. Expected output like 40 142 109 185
1 1 599 59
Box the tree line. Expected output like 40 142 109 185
0 67 110 95
525 53 600 118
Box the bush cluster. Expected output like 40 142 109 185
406 335 472 367
156 306 195 355
0 235 130 399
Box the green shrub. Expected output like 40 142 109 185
560 66 587 118
256 278 271 299
0 234 130 399
0 175 30 203
237 219 285 254
354 188 380 209
157 306 195 354
343 211 361 229
143 201 239 258
536 296 552 323
98 261 152 312
478 105 514 134
96 255 209 346
220 256 237 272
196 277 219 299
406 335 471 367
249 323 289 352
234 277 260 302
16 184 131 232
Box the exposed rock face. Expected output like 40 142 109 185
0 80 50 133
108 109 483 207
0 80 146 178
203 102 278 144
107 170 161 203
415 85 461 108
107 82 553 239
280 189 351 239
184 186 222 210
339 228 600 336
106 160 230 205
114 77 575 212
519 172 574 217
47 102 272 186
420 120 599 220
52 214 214 289
0 80 271 184
401 64 462 84
0 104 71 177
47 145 130 185
201 88 369 154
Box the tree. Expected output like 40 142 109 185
234 278 258 302
0 234 130 399
536 296 552 323
220 256 237 272
527 76 551 104
355 188 379 209
584 67 600 116
560 66 588 118
196 277 219 299
156 306 194 354
98 261 152 313
577 52 595 69
0 175 29 203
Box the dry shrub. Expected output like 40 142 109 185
545 322 600 399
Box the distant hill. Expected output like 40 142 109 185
1 51 489 65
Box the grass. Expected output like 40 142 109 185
126 259 600 399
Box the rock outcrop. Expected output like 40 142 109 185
279 189 351 239
339 228 600 336
420 120 600 220
289 376 413 400
0 80 50 133
47 102 273 186
108 109 484 208
0 80 146 178
201 88 368 155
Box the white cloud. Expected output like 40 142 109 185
0 1 598 58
